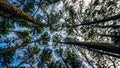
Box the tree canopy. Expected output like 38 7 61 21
0 0 120 68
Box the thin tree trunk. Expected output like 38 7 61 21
0 39 41 54
98 34 120 38
86 47 120 58
70 14 120 27
0 0 47 27
60 42 120 54
93 25 120 28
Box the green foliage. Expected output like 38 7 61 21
53 35 61 45
111 31 120 43
93 0 100 5
0 20 11 36
1 0 120 67
35 26 44 33
23 0 35 14
0 48 15 67
67 27 74 35
41 32 50 44
19 20 31 27
88 28 97 38
28 45 40 56
54 47 63 57
68 6 76 18
80 27 87 34
40 48 52 65
36 14 42 21
41 32 50 41
64 48 81 68
48 13 62 32
107 1 117 7
97 9 106 15
17 30 30 41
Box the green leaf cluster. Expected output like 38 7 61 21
28 45 40 55
35 26 43 33
40 48 52 62
0 48 15 67
64 48 81 68
23 0 35 14
17 30 30 41
19 20 31 27
0 20 11 36
41 32 50 44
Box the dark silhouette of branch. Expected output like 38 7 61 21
87 48 120 58
69 14 120 27
80 51 95 68
16 57 30 68
98 34 120 38
0 39 41 54
60 42 120 55
93 25 120 28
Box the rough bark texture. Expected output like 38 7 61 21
60 42 120 54
0 0 47 26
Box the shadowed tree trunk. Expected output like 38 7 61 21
88 48 120 58
60 42 120 55
93 25 120 28
0 0 47 27
98 34 120 38
70 14 120 27
0 39 41 54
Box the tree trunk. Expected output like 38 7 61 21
0 39 41 54
0 0 47 27
70 14 120 27
98 34 120 37
60 42 120 55
93 25 120 28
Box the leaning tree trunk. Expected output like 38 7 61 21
60 42 120 55
93 25 120 28
0 0 47 27
0 39 41 54
71 14 120 27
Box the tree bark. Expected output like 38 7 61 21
93 25 120 28
60 42 120 55
0 39 41 54
0 0 47 27
70 14 120 27
99 34 120 38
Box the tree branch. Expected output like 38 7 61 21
60 42 120 55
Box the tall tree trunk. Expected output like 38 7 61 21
93 25 120 28
97 34 119 37
60 42 120 55
0 39 41 54
0 0 47 27
70 14 120 27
